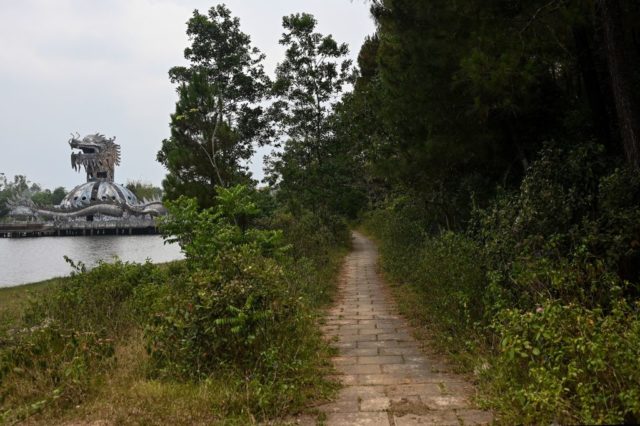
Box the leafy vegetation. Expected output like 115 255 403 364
125 180 163 200
4 0 640 423
363 146 640 424
346 1 640 423
0 185 346 423
157 5 271 207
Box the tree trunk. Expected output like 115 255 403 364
573 24 615 148
598 0 640 167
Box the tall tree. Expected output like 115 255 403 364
267 13 354 212
157 4 270 208
597 0 640 167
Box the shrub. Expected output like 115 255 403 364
474 143 640 310
364 144 640 422
1 184 345 421
0 259 158 422
145 244 302 378
489 299 640 425
23 259 159 335
147 185 339 415
363 200 488 359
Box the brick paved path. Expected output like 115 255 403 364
318 232 493 425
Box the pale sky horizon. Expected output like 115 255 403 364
0 0 375 191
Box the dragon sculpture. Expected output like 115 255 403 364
69 132 121 182
9 133 167 220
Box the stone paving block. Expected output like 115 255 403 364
374 327 399 334
358 373 413 386
381 363 432 375
358 328 380 336
342 315 376 320
332 356 357 366
322 397 359 413
337 328 360 336
339 324 362 330
326 319 353 326
344 364 382 375
338 385 386 398
358 341 414 349
421 394 470 410
384 383 443 398
375 314 401 320
393 411 459 426
333 341 356 349
379 347 423 357
343 350 380 359
360 396 391 412
339 334 377 343
358 355 404 365
325 411 390 426
377 334 414 343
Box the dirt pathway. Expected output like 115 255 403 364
318 232 493 425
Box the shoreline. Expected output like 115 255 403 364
0 258 185 290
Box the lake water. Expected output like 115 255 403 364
0 235 184 287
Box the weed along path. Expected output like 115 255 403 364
318 232 493 425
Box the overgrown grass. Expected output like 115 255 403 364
0 187 348 424
1 256 344 424
0 279 57 327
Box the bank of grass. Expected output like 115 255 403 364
0 190 348 424
0 279 58 325
1 255 344 425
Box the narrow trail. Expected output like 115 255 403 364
318 232 493 426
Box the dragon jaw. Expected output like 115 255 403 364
69 133 121 182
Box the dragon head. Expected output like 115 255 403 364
69 133 121 182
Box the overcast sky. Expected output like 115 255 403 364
0 0 375 190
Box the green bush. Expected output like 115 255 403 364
474 143 640 310
145 245 302 377
363 196 427 282
489 299 640 424
24 258 159 335
0 184 346 421
363 201 488 360
0 259 159 422
146 185 340 414
412 232 486 337
364 144 640 422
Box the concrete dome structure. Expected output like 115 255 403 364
7 133 167 222
60 181 139 209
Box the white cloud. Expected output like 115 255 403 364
0 0 375 189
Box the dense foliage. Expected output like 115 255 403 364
4 1 640 422
157 5 271 207
125 180 163 200
0 185 348 423
345 1 640 422
265 13 364 217
364 146 640 424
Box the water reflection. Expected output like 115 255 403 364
0 235 183 287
